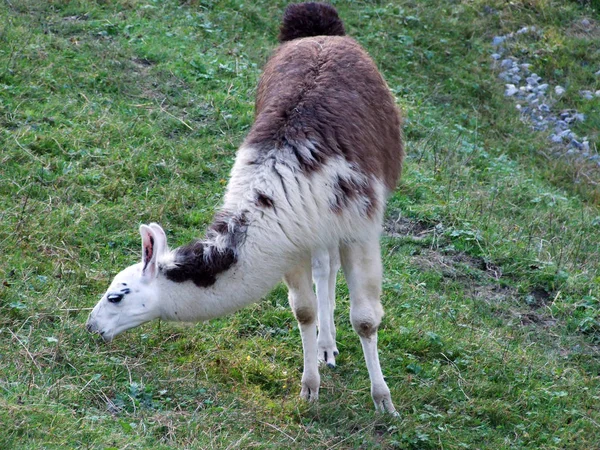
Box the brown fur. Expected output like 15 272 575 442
293 305 317 325
278 2 345 43
245 35 404 194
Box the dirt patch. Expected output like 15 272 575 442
467 283 558 328
132 57 155 68
518 311 558 328
63 14 89 22
384 216 435 239
468 284 516 304
524 287 552 308
411 248 503 280
567 17 600 38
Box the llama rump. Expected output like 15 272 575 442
87 2 403 413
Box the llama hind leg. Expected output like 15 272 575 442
312 247 340 368
285 259 320 401
340 239 396 414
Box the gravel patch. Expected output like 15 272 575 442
490 25 598 165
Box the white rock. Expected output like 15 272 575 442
555 86 565 95
493 36 506 46
505 84 519 96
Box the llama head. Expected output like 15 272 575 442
86 223 168 341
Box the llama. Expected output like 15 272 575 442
87 2 403 414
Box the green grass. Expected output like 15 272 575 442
1 0 600 448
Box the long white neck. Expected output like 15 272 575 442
156 226 296 322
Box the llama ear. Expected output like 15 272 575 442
140 224 159 281
148 223 168 255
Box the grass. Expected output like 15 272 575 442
1 0 599 448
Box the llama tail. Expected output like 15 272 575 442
278 2 345 43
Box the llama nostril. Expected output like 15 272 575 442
86 322 93 332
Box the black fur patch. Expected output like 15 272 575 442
330 175 377 218
255 192 274 208
164 242 237 288
163 211 248 287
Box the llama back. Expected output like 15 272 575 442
224 3 403 252
248 35 402 194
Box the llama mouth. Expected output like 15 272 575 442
86 321 113 342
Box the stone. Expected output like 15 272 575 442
498 71 511 81
492 36 506 46
505 84 519 96
580 90 593 100
555 120 568 130
571 139 583 150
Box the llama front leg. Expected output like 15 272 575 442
340 239 396 414
285 260 320 401
312 247 340 367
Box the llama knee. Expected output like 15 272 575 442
293 304 316 325
351 304 383 338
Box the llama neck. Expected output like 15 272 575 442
156 207 297 322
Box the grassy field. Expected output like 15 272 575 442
1 0 600 448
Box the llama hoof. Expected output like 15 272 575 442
300 376 320 402
317 343 339 367
374 398 398 415
300 386 319 402
373 389 397 415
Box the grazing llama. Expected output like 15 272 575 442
87 2 403 413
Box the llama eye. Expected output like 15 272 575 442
107 293 124 304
